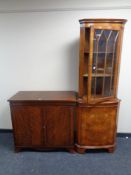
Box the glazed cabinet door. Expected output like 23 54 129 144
77 106 118 146
11 105 43 147
89 28 121 103
44 106 74 147
79 24 124 103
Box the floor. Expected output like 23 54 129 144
0 133 131 175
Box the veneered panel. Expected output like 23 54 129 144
45 106 74 147
78 106 117 146
11 105 43 146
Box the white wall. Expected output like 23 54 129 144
0 2 131 132
0 0 131 11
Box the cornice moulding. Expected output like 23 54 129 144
0 6 130 13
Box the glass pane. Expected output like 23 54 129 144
91 29 119 99
97 53 105 73
98 31 106 53
96 77 103 96
106 53 113 74
104 77 111 96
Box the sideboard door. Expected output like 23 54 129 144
11 105 43 147
44 106 74 147
78 106 118 146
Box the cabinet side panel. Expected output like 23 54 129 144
79 27 85 98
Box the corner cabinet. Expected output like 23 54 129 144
8 91 76 152
76 19 127 153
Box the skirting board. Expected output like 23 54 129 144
0 129 131 137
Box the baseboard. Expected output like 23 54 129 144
0 129 131 137
0 129 12 133
117 133 131 138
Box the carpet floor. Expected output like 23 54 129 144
0 133 131 175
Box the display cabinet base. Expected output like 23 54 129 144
75 144 116 154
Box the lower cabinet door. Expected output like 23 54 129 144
11 105 43 147
44 106 74 147
78 106 118 146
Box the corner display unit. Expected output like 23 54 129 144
76 19 127 153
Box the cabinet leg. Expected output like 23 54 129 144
76 147 86 154
108 147 115 153
67 148 76 153
15 147 21 153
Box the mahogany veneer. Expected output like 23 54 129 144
76 100 120 153
76 18 126 153
8 91 76 152
8 19 127 154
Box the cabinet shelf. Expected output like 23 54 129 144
83 73 112 77
84 50 114 54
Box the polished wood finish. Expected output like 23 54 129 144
78 19 126 103
11 105 43 146
44 106 74 147
9 91 76 152
9 91 76 102
76 101 120 152
76 18 126 153
79 19 127 24
8 19 126 154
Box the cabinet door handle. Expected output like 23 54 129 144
43 126 46 129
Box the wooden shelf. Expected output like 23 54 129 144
84 50 114 54
83 73 112 77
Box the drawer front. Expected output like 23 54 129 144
78 106 118 146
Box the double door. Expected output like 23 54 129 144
11 104 74 149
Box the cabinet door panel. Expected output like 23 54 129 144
11 105 43 146
90 29 120 102
45 106 74 147
79 106 117 146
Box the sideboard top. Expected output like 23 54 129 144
79 18 127 24
8 91 77 103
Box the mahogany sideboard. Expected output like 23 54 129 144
8 91 76 152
